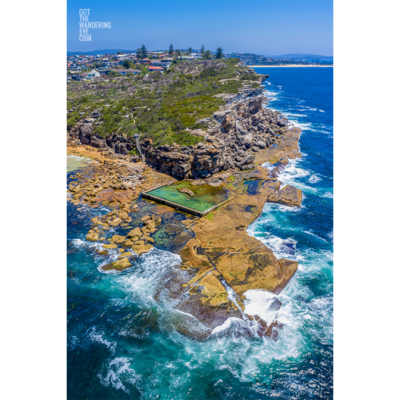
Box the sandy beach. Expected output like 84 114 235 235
248 64 333 68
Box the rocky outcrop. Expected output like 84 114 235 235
102 257 133 272
140 89 291 179
268 184 303 207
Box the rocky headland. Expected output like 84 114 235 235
67 61 303 340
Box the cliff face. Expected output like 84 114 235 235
69 87 289 180
139 89 289 179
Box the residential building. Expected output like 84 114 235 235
148 66 164 73
88 70 101 79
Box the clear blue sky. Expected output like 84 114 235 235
67 0 333 55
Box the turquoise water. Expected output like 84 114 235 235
147 181 229 213
67 67 333 399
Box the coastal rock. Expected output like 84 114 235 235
268 185 302 207
118 252 133 259
127 227 142 238
110 218 122 227
111 235 126 244
102 257 132 272
86 230 99 242
132 243 153 255
103 244 117 249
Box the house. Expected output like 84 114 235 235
150 60 163 67
141 58 152 64
148 66 164 73
75 72 89 81
191 53 202 59
178 55 194 61
106 69 141 76
88 70 101 79
70 64 82 72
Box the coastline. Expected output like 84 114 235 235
248 64 333 68
67 69 304 339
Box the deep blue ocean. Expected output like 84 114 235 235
67 67 333 399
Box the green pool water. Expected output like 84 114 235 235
147 181 229 213
67 155 92 172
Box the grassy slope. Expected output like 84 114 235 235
67 58 260 147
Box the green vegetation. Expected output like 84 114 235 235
216 47 224 59
67 58 261 147
202 50 213 60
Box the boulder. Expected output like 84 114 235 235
254 140 267 149
268 185 302 207
86 230 99 242
123 239 135 247
103 244 118 249
111 235 126 244
102 257 132 272
131 243 153 255
110 218 122 227
127 227 141 238
118 252 133 259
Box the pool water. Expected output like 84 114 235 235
147 181 229 213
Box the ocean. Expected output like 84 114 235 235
67 66 333 399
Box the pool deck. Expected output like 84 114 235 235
142 182 234 217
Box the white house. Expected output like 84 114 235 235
87 70 101 79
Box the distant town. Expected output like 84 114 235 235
67 46 333 82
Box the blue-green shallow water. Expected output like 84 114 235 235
67 67 333 399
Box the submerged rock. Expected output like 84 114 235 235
178 187 195 197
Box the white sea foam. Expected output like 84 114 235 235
308 174 321 183
211 317 246 335
88 326 117 354
98 357 141 394
111 248 182 307
304 230 329 243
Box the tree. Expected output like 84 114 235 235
200 45 205 54
141 45 148 59
216 47 224 59
136 48 142 59
123 60 132 69
117 51 123 55
202 50 212 60
188 47 193 54
176 49 182 57
169 44 174 55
